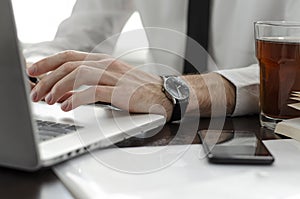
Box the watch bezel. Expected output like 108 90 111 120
162 76 190 122
163 76 190 103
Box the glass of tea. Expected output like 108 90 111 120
255 21 300 130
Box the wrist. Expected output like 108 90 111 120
157 78 174 122
161 76 190 122
146 79 174 122
161 96 174 122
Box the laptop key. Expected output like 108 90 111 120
38 130 63 137
39 126 69 134
65 125 80 132
43 121 57 126
50 123 72 129
35 120 83 142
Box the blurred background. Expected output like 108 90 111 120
12 0 150 66
12 0 77 43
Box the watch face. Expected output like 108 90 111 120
165 77 189 100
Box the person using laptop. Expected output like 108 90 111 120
25 0 300 121
28 51 234 121
1 0 172 171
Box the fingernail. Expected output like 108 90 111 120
30 90 38 101
27 66 36 75
45 93 53 104
61 101 69 110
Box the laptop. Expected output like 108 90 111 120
0 0 165 171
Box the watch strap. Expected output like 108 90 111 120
170 98 189 121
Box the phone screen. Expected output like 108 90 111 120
198 130 274 165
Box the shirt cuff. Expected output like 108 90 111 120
215 64 260 116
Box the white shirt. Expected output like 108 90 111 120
24 0 300 116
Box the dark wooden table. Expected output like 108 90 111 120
0 115 282 199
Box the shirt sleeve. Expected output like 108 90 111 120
215 64 260 116
24 0 135 63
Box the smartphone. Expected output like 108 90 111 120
198 130 274 165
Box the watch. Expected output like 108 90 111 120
161 76 190 121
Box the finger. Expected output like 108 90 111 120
46 66 118 104
61 86 113 111
54 59 128 72
31 61 79 102
31 59 117 102
27 51 110 76
26 62 33 69
52 59 119 71
57 91 74 103
34 59 118 102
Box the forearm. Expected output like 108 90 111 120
182 73 236 117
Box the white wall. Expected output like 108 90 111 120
12 1 149 66
12 0 76 43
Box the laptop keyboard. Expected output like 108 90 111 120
36 120 83 142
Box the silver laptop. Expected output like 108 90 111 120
0 0 165 171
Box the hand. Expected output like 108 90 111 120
27 51 174 121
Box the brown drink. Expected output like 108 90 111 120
256 38 300 119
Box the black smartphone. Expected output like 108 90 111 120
198 130 274 165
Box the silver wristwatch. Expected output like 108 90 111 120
161 76 190 121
